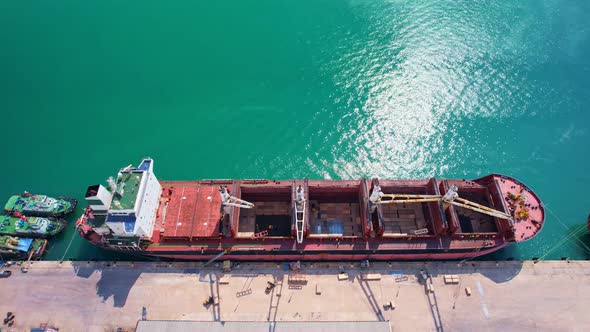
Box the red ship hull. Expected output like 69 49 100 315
78 173 544 261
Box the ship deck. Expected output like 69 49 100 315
152 182 222 242
110 171 143 210
138 175 544 260
495 175 544 241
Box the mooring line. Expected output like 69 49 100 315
545 205 590 254
539 224 588 261
60 228 78 262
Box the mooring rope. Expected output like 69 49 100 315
60 228 78 262
545 205 590 254
539 223 588 261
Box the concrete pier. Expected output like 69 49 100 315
0 260 588 331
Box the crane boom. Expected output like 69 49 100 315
450 198 512 220
219 186 254 213
370 183 513 221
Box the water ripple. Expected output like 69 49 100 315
309 0 562 180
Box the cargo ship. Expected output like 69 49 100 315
75 159 544 261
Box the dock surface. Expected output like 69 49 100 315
0 260 588 331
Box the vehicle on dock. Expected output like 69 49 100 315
0 236 47 260
0 214 66 238
4 192 77 217
75 158 545 261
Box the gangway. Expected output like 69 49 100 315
204 249 231 266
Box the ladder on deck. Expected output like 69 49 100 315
252 230 269 239
295 201 305 244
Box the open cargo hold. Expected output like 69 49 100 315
237 184 292 238
307 180 366 238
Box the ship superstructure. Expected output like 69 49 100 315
76 159 545 260
80 159 160 249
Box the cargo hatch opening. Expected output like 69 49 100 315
452 188 499 234
308 184 364 238
237 185 292 238
375 184 436 237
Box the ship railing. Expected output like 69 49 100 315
452 232 501 238
380 233 437 239
111 245 142 251
306 234 360 239
198 179 234 185
233 232 292 240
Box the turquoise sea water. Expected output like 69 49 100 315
0 1 589 261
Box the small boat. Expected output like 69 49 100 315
0 236 47 260
4 192 77 217
0 214 66 238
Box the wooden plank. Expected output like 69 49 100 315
361 274 381 281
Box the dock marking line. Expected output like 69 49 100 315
480 301 490 320
476 280 485 297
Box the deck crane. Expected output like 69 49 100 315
295 185 306 244
219 186 255 214
369 184 513 221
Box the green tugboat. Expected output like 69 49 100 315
0 236 47 260
4 192 77 217
0 214 66 238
